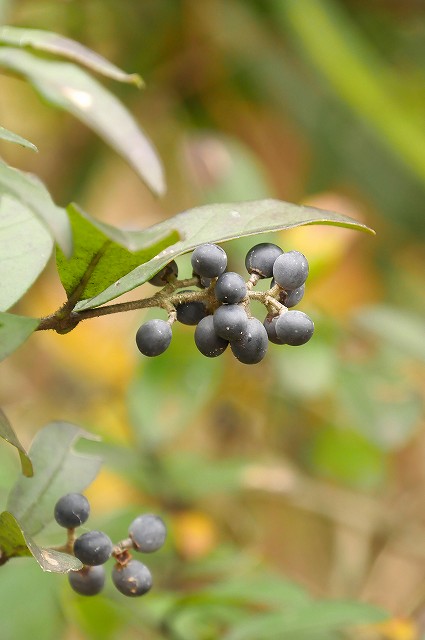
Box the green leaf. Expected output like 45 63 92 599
57 204 179 301
0 124 38 151
197 572 309 609
355 305 425 362
0 47 165 196
224 600 387 640
279 1 425 187
79 198 374 309
0 162 72 256
0 26 143 87
0 195 54 311
0 311 40 361
0 558 65 638
0 408 33 477
7 421 102 536
0 510 82 572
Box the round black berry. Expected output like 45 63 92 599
148 261 178 287
213 304 248 341
245 243 283 278
54 493 90 529
271 281 306 309
73 530 113 566
272 251 309 290
275 310 314 346
129 514 167 553
282 283 305 308
112 560 153 597
191 243 227 278
230 317 268 364
136 319 172 357
68 565 105 596
194 315 228 357
176 292 209 325
215 272 247 304
263 314 285 345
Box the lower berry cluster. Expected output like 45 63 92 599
53 493 166 597
136 242 314 365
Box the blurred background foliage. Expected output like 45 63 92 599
1 0 425 638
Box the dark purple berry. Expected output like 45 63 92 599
273 251 309 290
191 243 227 278
73 530 113 566
129 514 167 553
194 315 228 357
112 560 152 597
275 310 314 346
245 243 283 278
213 304 248 341
68 565 105 596
215 272 247 304
54 493 90 529
136 319 172 356
230 317 268 364
148 261 178 287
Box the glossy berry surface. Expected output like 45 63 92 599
275 310 314 346
194 315 228 357
215 272 247 304
129 514 167 553
112 560 153 597
148 260 178 287
73 530 113 566
54 493 90 529
231 317 268 364
191 243 227 278
68 565 105 596
213 304 248 341
245 243 283 278
176 294 209 325
273 251 309 290
136 319 172 357
282 283 305 308
263 315 285 345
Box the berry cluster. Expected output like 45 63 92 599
136 242 314 365
53 493 166 597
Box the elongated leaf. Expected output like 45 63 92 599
224 600 387 640
355 305 425 362
0 161 72 256
79 198 374 309
0 408 33 477
0 26 143 86
0 47 165 196
0 195 54 311
279 1 425 186
0 311 40 361
57 204 179 301
7 421 102 536
0 124 37 151
0 511 82 572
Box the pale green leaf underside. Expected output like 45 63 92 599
0 408 33 477
0 162 71 256
57 204 179 301
0 511 82 572
7 421 102 537
0 47 165 196
79 198 374 309
0 311 40 362
0 124 37 151
0 195 54 311
0 25 143 87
